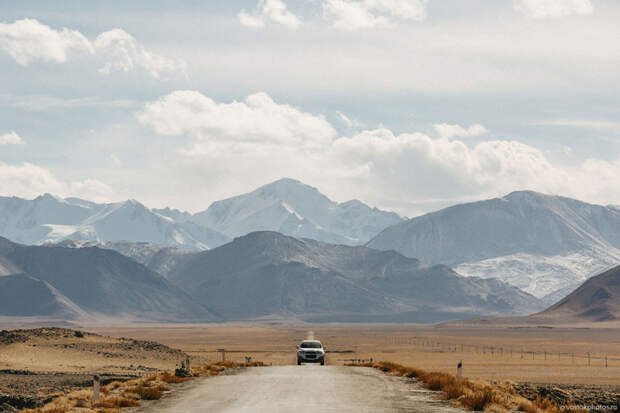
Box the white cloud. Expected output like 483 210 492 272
0 131 24 145
137 91 620 215
94 29 186 78
515 0 593 18
0 19 184 78
239 0 301 29
323 0 428 30
433 123 488 139
0 18 92 65
0 162 113 202
137 90 336 149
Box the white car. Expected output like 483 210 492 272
297 340 325 365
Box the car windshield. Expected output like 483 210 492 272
300 342 322 348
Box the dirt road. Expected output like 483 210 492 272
138 365 465 413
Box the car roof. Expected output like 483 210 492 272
300 339 322 344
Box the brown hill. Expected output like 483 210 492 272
534 265 620 322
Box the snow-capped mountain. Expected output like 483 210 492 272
191 178 404 245
0 179 402 250
367 191 620 301
0 194 230 250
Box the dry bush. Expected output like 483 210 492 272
125 385 164 400
423 372 458 391
534 397 560 413
22 398 72 413
443 383 466 399
94 396 141 408
460 388 496 411
484 403 510 413
159 371 190 383
104 381 123 391
518 399 539 413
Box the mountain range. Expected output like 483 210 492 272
0 178 403 250
0 194 230 250
367 191 620 303
0 236 217 322
165 231 543 322
2 180 620 324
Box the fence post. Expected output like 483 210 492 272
93 375 100 402
457 361 462 379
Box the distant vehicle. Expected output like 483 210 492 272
297 340 325 365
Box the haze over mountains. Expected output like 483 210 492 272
368 191 620 303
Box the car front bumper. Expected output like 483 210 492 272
298 352 325 362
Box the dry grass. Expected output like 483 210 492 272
19 361 265 412
158 371 190 383
124 385 164 400
94 396 141 408
351 361 576 413
191 360 265 377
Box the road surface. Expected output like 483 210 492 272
138 365 465 413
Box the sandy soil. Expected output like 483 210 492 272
0 328 189 411
1 323 618 411
85 323 620 386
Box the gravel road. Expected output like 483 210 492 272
138 365 466 413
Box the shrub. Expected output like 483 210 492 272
518 399 539 413
443 383 466 400
460 388 496 411
126 385 164 400
95 396 141 408
423 372 457 391
159 371 190 383
484 403 510 413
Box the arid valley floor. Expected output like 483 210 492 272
1 322 619 411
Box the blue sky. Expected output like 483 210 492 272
1 0 620 216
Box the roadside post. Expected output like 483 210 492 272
93 375 100 401
457 361 462 379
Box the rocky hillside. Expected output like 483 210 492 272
168 231 543 322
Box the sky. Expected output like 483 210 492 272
1 0 620 216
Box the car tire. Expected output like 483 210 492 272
297 358 302 366
320 358 325 366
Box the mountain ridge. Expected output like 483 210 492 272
367 190 620 299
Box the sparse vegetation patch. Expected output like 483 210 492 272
348 361 590 413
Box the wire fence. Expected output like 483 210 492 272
382 336 618 367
